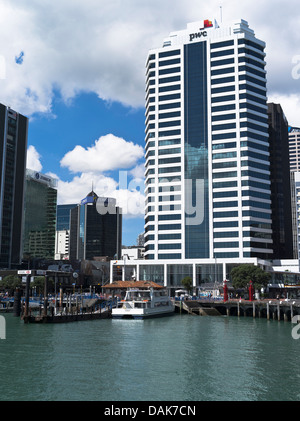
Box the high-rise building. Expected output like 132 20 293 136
288 127 300 172
23 169 57 260
267 103 293 259
69 191 122 261
55 204 77 260
293 172 300 264
56 204 77 231
0 104 28 268
144 19 272 261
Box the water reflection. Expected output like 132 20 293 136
0 314 299 401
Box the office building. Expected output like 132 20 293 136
267 103 293 259
110 18 277 288
144 18 272 262
69 190 122 261
0 104 28 268
23 169 57 260
56 204 77 231
288 127 300 172
55 204 77 260
294 172 300 264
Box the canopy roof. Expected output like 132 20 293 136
103 281 164 290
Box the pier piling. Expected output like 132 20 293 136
13 288 21 317
24 275 30 320
43 275 48 318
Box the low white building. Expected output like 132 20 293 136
55 230 70 260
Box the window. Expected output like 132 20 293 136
159 49 180 58
211 58 235 67
158 243 181 249
159 67 181 76
159 93 181 102
159 111 181 119
159 75 181 84
158 120 181 128
159 58 180 67
212 123 236 132
211 40 234 49
211 49 234 58
211 95 235 103
211 76 235 85
212 113 236 122
158 224 181 230
212 85 235 95
159 84 181 93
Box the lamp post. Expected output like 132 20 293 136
223 279 228 302
249 280 254 302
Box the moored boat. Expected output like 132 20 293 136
112 287 174 319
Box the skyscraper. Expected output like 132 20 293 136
267 103 293 259
69 191 122 261
0 104 28 268
23 169 57 260
55 204 77 260
145 19 273 261
288 127 300 172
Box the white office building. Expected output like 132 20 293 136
111 18 274 290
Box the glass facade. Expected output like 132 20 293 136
56 204 77 231
184 42 209 258
139 264 164 284
167 264 193 286
69 192 122 261
144 19 273 262
0 105 28 268
23 171 57 260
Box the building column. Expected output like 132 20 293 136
164 263 168 288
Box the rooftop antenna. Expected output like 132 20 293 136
220 6 223 23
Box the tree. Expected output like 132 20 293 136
181 276 193 294
31 276 54 294
0 275 22 293
230 264 271 290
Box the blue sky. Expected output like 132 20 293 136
27 92 146 245
1 0 300 245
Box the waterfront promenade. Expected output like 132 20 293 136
175 298 300 322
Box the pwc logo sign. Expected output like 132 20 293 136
202 20 213 29
189 19 213 42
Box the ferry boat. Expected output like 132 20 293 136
112 288 175 319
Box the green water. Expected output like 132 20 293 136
0 313 299 401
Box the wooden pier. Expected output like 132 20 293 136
22 309 111 323
175 299 300 322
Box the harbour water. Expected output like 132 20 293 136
0 313 299 401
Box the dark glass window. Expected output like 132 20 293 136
184 41 209 258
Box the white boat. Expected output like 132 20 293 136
112 287 175 319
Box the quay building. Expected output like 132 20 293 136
110 18 296 291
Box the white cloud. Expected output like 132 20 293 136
26 145 43 172
54 171 144 217
60 134 144 173
0 0 299 123
130 163 145 180
268 93 300 127
40 131 145 216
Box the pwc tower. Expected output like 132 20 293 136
144 19 272 262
